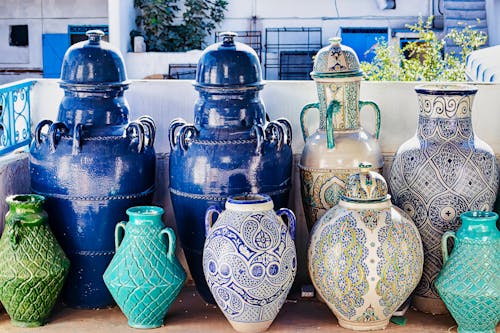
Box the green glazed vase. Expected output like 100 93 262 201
0 194 69 327
435 211 500 333
103 206 186 329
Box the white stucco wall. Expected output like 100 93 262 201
30 79 500 155
486 0 500 46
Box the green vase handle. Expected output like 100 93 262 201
326 100 341 149
441 231 456 265
300 102 320 142
359 101 381 139
160 227 177 262
114 222 127 251
9 219 21 246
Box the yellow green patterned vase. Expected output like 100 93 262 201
435 211 500 333
103 206 186 329
0 194 69 327
308 164 423 331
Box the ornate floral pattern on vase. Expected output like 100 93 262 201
435 211 500 333
0 194 69 327
300 37 383 230
203 194 296 333
388 84 500 314
309 164 423 331
103 206 186 329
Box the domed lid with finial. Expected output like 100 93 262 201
311 37 362 78
195 32 263 88
60 30 128 86
344 163 388 201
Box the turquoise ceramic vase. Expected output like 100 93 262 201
103 206 186 329
435 211 500 333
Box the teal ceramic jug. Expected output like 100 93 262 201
0 194 69 327
435 211 500 333
103 206 186 329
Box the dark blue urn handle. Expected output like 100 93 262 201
168 118 187 151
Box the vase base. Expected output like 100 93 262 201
458 328 497 333
337 318 390 331
412 296 449 314
11 319 45 327
128 321 162 329
229 319 273 333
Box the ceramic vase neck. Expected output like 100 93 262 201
457 211 499 242
194 89 266 130
416 91 475 142
7 194 45 215
315 78 361 131
126 206 164 227
57 85 130 133
225 194 274 211
417 91 474 119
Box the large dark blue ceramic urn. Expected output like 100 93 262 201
169 32 293 303
29 30 156 309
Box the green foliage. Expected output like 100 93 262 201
134 0 229 52
360 17 488 81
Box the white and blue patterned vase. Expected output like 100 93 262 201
309 164 424 331
203 194 297 333
389 84 499 314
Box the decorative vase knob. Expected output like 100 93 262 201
220 31 238 45
86 29 105 44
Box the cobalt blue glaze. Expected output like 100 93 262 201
169 32 293 303
29 30 156 309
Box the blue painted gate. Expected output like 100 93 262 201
42 34 69 78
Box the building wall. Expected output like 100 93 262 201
0 0 107 83
110 0 433 79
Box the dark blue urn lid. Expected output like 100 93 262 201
60 30 128 86
195 32 263 88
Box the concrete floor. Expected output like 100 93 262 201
0 285 497 333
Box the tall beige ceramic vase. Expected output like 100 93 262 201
300 37 383 230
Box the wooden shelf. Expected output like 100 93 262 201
0 285 485 333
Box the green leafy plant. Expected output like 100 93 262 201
134 0 229 52
360 16 488 81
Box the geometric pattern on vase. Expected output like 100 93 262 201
203 195 296 332
300 167 384 230
103 207 186 329
435 212 500 333
437 239 500 332
0 195 69 327
389 85 499 314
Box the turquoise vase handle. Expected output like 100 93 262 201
114 222 127 251
441 231 456 265
300 102 320 142
205 206 222 236
359 100 381 139
160 227 177 262
276 208 296 241
326 100 341 149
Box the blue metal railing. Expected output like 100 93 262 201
0 80 34 156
